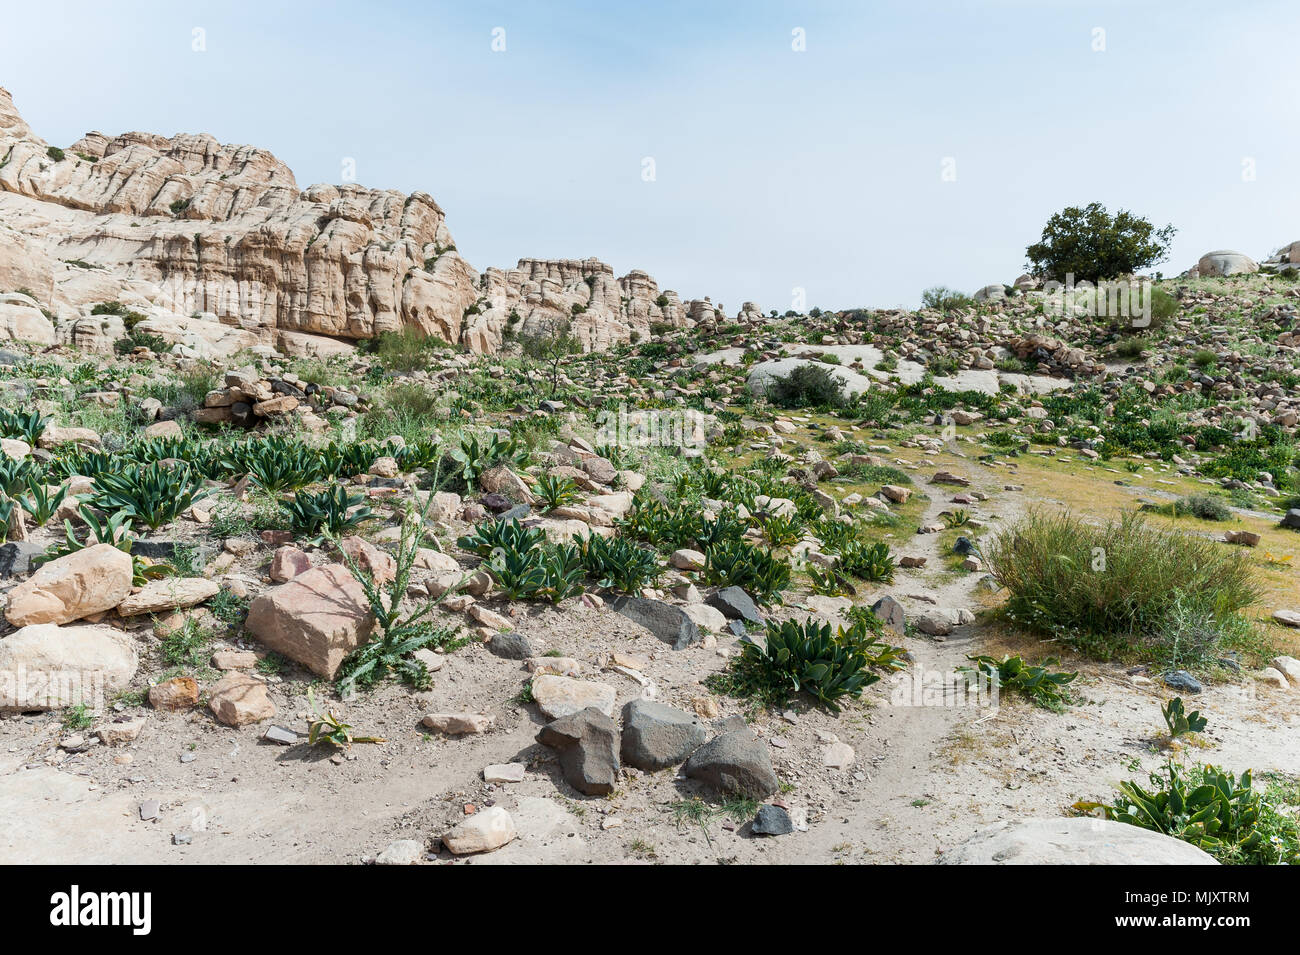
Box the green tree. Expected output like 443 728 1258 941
1026 202 1176 283
521 318 582 397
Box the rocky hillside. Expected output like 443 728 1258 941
0 87 722 359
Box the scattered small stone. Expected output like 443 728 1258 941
376 839 424 865
751 804 794 836
442 806 517 855
1162 670 1203 694
262 725 300 745
483 763 527 784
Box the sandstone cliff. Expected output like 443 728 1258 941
0 87 733 358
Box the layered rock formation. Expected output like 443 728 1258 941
0 87 732 358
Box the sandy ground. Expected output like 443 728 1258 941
2 446 1297 865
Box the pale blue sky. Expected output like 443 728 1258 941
4 0 1298 310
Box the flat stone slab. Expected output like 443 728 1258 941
937 818 1218 865
530 675 616 719
611 596 700 650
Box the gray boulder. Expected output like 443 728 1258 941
0 541 47 578
611 596 700 650
751 804 794 836
536 707 620 796
870 595 906 637
621 699 708 771
706 586 764 624
682 727 779 799
487 632 533 660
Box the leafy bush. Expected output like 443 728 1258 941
89 463 213 530
0 457 36 496
767 363 844 409
1079 761 1300 865
761 513 803 548
16 475 67 527
488 544 584 603
447 432 528 489
373 329 441 372
281 484 374 545
332 500 463 694
0 496 17 543
712 617 885 713
1163 697 1207 738
958 654 1077 712
1025 202 1176 283
0 408 48 445
114 331 168 355
457 518 546 558
702 538 791 604
920 286 973 312
318 440 389 480
1166 495 1233 522
577 535 659 593
983 510 1260 660
835 539 895 582
1149 287 1179 327
1115 336 1146 360
220 437 322 493
535 473 583 511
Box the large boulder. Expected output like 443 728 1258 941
1196 250 1258 278
0 623 138 710
530 674 617 719
937 818 1218 865
536 707 621 795
4 543 134 627
621 699 708 771
0 295 56 345
611 596 700 650
245 564 374 679
682 727 779 799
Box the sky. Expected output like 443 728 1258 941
3 0 1299 311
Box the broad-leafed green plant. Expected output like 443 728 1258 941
958 653 1077 712
702 538 791 604
306 688 385 749
331 496 464 695
88 462 212 530
281 484 374 545
714 617 880 714
219 435 322 492
0 495 16 544
488 544 584 603
578 534 659 593
0 407 48 445
1076 760 1299 865
835 539 895 582
0 457 36 496
534 473 583 511
447 431 528 488
1163 697 1208 738
17 474 67 527
456 518 546 558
